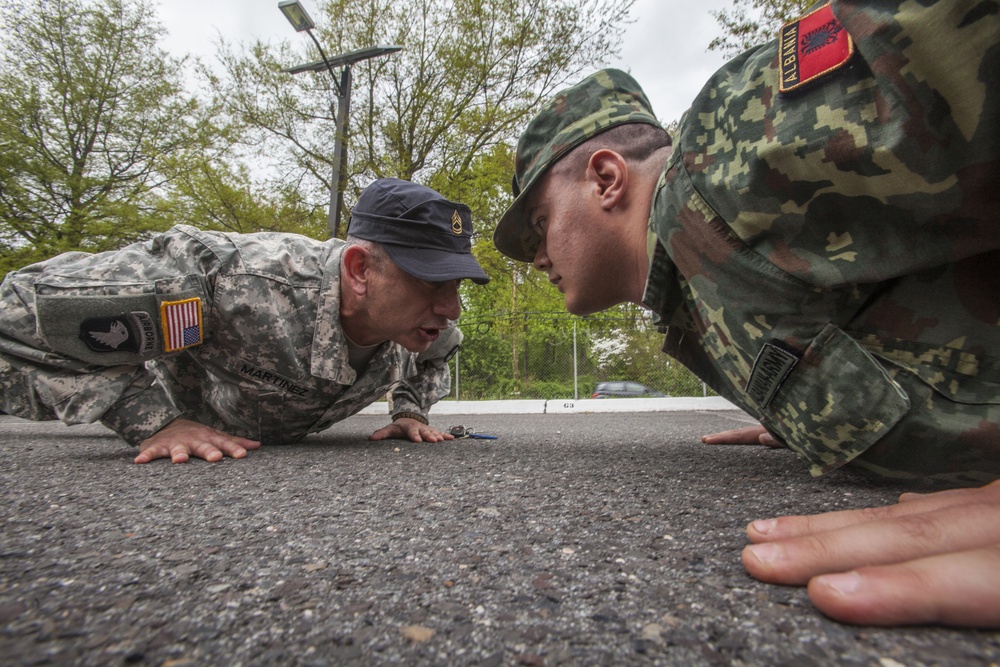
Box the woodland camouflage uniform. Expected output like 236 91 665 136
495 0 1000 485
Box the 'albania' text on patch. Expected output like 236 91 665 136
779 2 854 94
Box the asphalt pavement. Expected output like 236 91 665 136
2 409 999 666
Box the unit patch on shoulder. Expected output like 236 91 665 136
80 312 158 354
161 297 203 352
778 2 854 95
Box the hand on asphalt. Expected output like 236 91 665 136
742 479 1000 627
701 424 783 448
368 417 455 443
135 418 261 464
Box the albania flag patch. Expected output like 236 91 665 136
778 2 855 94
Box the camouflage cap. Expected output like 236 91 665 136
493 68 662 263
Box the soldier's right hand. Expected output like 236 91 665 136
135 418 261 464
742 479 1000 627
700 423 783 448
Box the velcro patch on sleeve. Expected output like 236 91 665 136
161 297 203 352
778 2 854 94
746 342 800 408
36 291 163 364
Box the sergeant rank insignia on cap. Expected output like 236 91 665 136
451 210 463 235
778 2 854 95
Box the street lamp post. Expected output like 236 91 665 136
278 0 402 238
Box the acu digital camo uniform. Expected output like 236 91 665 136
0 225 459 446
646 0 1000 485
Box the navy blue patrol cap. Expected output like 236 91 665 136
347 178 490 285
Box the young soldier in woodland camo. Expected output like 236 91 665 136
493 0 1000 628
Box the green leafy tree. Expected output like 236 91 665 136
214 0 635 238
156 152 328 237
0 0 205 275
709 0 814 56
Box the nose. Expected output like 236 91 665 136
434 281 462 320
532 239 550 272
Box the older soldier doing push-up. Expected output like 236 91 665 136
0 178 489 463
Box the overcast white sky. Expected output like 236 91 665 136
157 0 734 125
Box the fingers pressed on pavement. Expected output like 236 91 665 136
169 444 192 464
743 501 1000 585
807 546 1000 628
701 425 767 445
748 504 902 543
747 487 998 543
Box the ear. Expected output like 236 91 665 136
587 149 628 212
341 245 372 296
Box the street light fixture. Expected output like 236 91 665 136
277 0 314 31
279 0 402 238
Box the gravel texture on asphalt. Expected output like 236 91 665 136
1 411 998 666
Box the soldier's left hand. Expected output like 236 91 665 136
368 418 455 443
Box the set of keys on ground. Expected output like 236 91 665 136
448 426 498 440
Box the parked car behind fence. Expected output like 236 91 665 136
591 381 666 399
446 311 711 400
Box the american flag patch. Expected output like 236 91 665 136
160 297 203 352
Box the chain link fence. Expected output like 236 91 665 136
446 312 711 401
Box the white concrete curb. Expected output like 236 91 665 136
358 396 740 416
